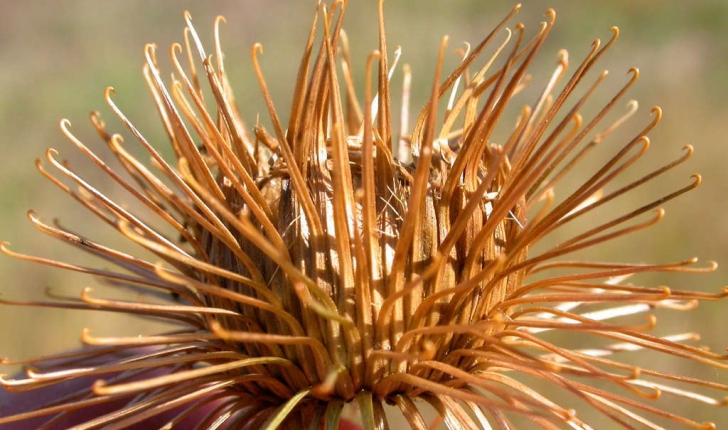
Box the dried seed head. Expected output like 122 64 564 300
1 2 726 429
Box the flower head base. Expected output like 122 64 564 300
1 2 726 429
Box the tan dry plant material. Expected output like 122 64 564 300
1 2 726 429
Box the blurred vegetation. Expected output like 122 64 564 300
0 0 726 426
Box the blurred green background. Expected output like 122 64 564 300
0 0 726 427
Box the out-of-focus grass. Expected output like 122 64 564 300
0 0 726 427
